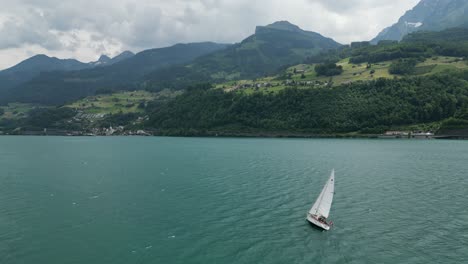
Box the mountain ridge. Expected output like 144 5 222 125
0 42 229 105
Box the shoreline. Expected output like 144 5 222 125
1 130 467 140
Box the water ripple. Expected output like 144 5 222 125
0 137 467 263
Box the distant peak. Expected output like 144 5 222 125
268 21 300 29
98 55 111 62
263 21 302 32
116 51 135 57
29 54 51 60
106 51 135 64
254 21 308 35
32 54 49 58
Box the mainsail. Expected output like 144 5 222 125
309 169 335 218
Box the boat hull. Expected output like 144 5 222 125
307 214 330 231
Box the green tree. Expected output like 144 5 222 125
315 63 343 76
389 59 418 75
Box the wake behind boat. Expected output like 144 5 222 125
307 169 335 231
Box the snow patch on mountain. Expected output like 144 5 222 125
407 22 423 28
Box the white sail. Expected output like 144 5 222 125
309 169 335 218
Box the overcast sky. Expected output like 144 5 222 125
0 0 420 70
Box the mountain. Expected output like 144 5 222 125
0 55 90 92
89 51 135 67
89 55 111 67
0 51 135 94
372 0 468 43
109 51 135 64
1 42 229 105
143 21 341 90
1 21 339 105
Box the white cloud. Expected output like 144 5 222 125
0 0 420 70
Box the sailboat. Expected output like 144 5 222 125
306 169 335 231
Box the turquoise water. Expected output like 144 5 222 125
0 137 467 264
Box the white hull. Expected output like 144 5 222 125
307 214 330 231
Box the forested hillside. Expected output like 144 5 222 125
145 73 468 135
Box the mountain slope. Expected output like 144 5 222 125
0 55 90 92
1 42 229 105
402 27 468 43
372 0 468 43
144 21 341 90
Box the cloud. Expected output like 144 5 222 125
307 0 406 13
0 0 420 70
0 8 62 50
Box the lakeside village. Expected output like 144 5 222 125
9 126 153 137
2 128 437 138
0 109 436 138
379 131 435 139
0 111 153 136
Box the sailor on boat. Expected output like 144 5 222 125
309 214 332 226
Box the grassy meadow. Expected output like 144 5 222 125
216 56 468 94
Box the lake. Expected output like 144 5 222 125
0 136 467 263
